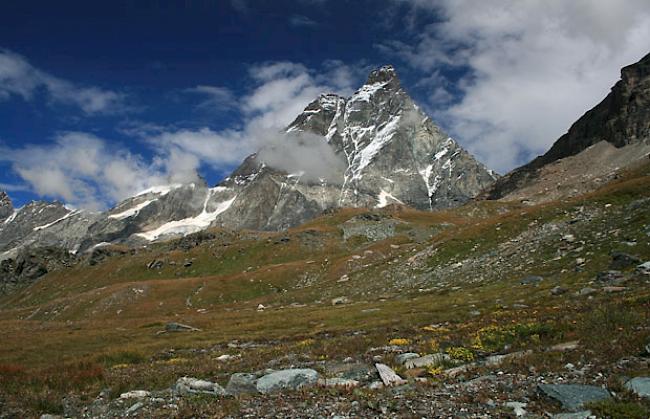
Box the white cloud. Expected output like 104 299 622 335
0 132 167 209
383 0 650 173
1 60 362 209
0 49 126 115
184 85 234 111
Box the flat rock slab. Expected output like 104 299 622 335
119 390 150 399
624 377 650 398
395 352 420 365
404 353 448 369
552 411 592 419
256 369 319 394
175 377 226 396
375 363 406 387
538 384 610 411
318 378 360 388
165 322 200 332
226 373 258 395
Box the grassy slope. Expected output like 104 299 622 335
0 163 649 416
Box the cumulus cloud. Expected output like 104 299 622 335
0 49 126 115
256 132 347 183
0 132 169 209
382 0 650 173
2 59 362 209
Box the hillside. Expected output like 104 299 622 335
0 161 648 418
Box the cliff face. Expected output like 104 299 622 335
485 52 650 199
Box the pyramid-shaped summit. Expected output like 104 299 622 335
209 64 498 230
0 66 499 254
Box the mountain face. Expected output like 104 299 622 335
0 65 496 257
485 52 650 200
0 192 13 223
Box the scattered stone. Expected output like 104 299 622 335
395 352 420 365
575 258 585 265
637 261 650 275
609 251 641 270
165 322 200 332
404 353 449 369
484 351 531 367
577 287 596 296
337 275 349 283
119 390 150 399
444 364 473 378
520 275 543 285
226 373 258 395
257 304 265 311
368 381 384 390
624 377 650 398
256 369 319 394
549 341 580 352
505 401 527 417
562 234 576 243
216 354 237 362
538 384 611 411
175 377 227 396
331 296 350 305
125 401 144 415
552 411 593 419
375 363 406 387
596 271 625 286
40 415 63 419
551 286 569 295
183 260 193 267
147 259 164 270
602 286 627 293
318 378 360 388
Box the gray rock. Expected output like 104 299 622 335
404 353 449 369
375 363 406 387
609 251 641 270
551 286 569 295
520 275 543 285
596 270 624 284
538 384 611 411
331 296 350 305
119 390 150 399
395 352 420 365
318 377 360 388
577 287 597 296
256 369 319 394
226 373 258 395
637 261 650 275
165 322 200 332
624 376 650 398
175 377 227 396
125 401 144 415
552 411 593 419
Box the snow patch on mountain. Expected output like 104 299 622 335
33 210 79 231
108 199 155 220
136 189 236 241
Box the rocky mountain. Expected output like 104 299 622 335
485 52 650 201
0 191 13 223
0 65 496 257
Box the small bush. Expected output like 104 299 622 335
588 400 648 419
389 338 410 346
445 347 475 362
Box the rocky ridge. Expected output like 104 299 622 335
485 52 650 201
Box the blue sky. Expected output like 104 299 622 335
1 0 649 209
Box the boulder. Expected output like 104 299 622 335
404 353 449 369
226 373 258 395
375 363 406 386
256 369 319 394
551 412 592 419
119 390 150 399
395 352 420 365
624 377 650 399
175 377 227 396
165 322 200 332
520 275 543 285
637 261 650 275
609 251 641 270
538 384 610 411
318 377 360 388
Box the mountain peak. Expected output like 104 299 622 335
366 65 399 86
0 191 13 222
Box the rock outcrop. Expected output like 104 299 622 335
485 52 650 200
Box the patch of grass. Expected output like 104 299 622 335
97 350 147 367
587 400 649 419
